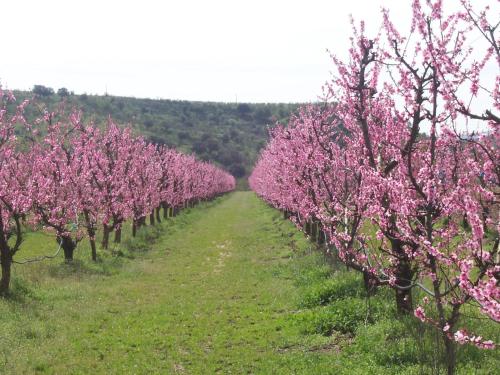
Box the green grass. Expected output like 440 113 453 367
0 192 498 374
0 193 333 374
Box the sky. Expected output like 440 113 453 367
0 0 496 103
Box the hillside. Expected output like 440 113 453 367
12 88 300 186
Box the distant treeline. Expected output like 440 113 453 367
13 86 300 186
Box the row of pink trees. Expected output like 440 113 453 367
250 1 498 373
0 92 235 295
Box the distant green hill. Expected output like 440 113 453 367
12 87 300 188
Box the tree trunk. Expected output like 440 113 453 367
311 221 318 242
429 254 458 375
304 220 312 236
444 335 456 375
363 271 377 296
89 238 97 261
392 239 413 314
0 251 12 296
163 202 169 219
132 220 137 237
318 228 326 245
60 235 76 262
83 211 97 261
102 224 110 249
150 212 155 226
114 227 122 243
394 264 413 314
0 220 13 295
155 207 161 223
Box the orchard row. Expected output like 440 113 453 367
250 1 498 373
0 89 235 294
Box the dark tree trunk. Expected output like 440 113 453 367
132 220 137 237
60 235 76 262
311 221 318 242
429 253 459 375
83 211 97 261
318 228 326 245
163 202 169 219
150 212 155 226
391 239 413 314
0 219 13 295
444 336 456 375
363 271 377 296
304 220 312 236
0 251 12 296
102 224 110 249
139 216 146 226
89 238 97 261
114 227 122 243
155 207 161 223
394 281 412 313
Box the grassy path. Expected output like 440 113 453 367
0 192 339 374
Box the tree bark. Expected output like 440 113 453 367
60 235 76 262
102 224 110 249
155 207 161 223
0 251 12 296
114 227 122 243
163 202 169 219
83 211 97 261
150 212 155 226
392 238 413 314
311 221 318 242
444 335 456 375
132 220 137 237
363 271 377 296
318 228 326 245
0 220 13 295
89 238 97 261
304 220 312 236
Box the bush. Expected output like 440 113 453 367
57 87 70 97
32 85 54 96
